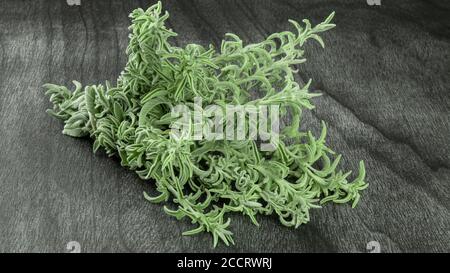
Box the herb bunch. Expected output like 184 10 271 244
44 2 368 247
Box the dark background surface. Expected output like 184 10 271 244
0 0 449 253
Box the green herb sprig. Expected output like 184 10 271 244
44 1 368 247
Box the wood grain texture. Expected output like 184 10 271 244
0 0 449 253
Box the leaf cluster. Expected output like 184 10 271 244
44 2 368 247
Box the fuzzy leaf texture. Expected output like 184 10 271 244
44 2 368 247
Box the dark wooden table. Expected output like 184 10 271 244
0 0 449 253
